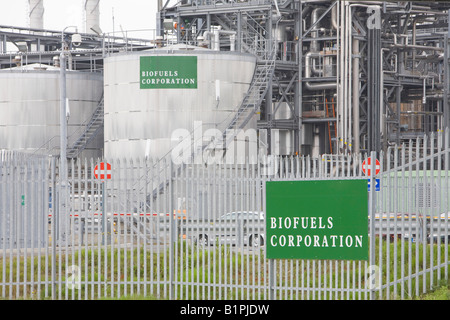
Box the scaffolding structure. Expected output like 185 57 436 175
158 0 450 156
1 1 450 158
0 24 154 72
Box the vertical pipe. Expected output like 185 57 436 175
380 49 385 147
444 34 449 131
295 1 303 155
367 6 381 153
444 12 450 132
2 34 7 54
396 84 402 145
176 16 181 43
346 2 352 153
237 11 242 53
353 36 360 154
343 2 348 153
337 1 343 153
266 9 273 155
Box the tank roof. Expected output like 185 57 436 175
151 43 210 52
0 63 60 71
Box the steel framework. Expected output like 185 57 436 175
158 0 450 157
1 1 450 159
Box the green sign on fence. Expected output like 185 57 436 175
140 56 198 89
266 180 368 261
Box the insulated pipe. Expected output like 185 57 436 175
346 2 352 153
310 8 325 52
338 1 353 153
221 30 236 52
423 77 427 105
309 50 325 76
304 52 337 90
203 30 236 51
203 31 219 51
305 82 337 91
28 0 44 30
331 4 338 30
273 0 281 20
353 37 360 154
338 1 344 152
380 48 385 143
391 43 444 52
304 6 337 90
366 5 382 153
348 2 383 153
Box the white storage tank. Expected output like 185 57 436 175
0 63 104 159
103 44 257 161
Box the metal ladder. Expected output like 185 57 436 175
325 97 337 154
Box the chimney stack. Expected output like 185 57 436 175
28 0 44 30
84 0 101 34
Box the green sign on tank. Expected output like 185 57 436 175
266 180 368 261
140 56 197 89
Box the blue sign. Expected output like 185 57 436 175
367 178 380 192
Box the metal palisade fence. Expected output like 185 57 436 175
1 131 450 300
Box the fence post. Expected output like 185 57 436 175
169 159 175 300
267 154 275 300
369 150 377 300
50 156 56 300
269 259 275 300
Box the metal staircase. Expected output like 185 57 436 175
119 50 276 241
138 39 276 209
118 1 278 236
206 50 276 155
32 94 104 158
67 95 104 159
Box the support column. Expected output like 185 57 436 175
294 1 303 155
1 34 6 54
367 6 381 154
237 11 242 53
352 36 360 154
266 9 273 155
444 34 450 131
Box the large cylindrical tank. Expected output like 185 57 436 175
0 63 104 159
104 44 257 161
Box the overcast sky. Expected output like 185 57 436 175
0 0 159 34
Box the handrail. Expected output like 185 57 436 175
67 94 105 159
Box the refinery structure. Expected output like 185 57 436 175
1 0 450 160
3 1 450 301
